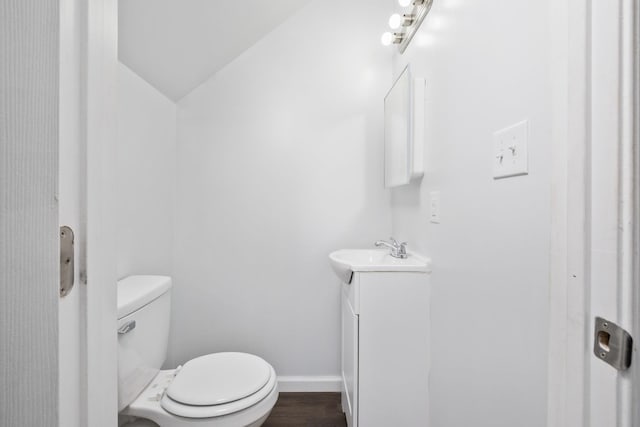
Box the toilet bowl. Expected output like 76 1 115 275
117 276 278 427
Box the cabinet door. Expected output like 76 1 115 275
358 272 430 427
341 289 358 427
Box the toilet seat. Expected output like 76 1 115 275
161 363 277 418
165 352 272 407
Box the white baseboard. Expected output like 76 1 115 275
277 375 342 392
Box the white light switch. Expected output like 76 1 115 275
429 191 440 223
493 120 529 179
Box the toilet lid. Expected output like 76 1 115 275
160 358 277 419
165 352 272 406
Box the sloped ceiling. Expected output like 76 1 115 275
119 0 311 101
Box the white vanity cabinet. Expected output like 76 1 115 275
341 271 430 427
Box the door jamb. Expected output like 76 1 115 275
80 0 118 425
627 0 640 425
546 0 591 426
547 1 640 426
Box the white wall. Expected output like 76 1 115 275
389 1 551 426
0 1 59 425
117 2 553 422
116 63 177 279
171 0 392 378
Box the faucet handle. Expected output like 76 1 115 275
397 241 408 257
389 237 399 246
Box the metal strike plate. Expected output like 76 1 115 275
593 317 633 371
60 226 75 297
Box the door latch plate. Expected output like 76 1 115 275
60 226 75 297
593 317 632 371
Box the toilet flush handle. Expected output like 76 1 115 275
118 320 136 335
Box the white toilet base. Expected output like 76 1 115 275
120 412 272 427
121 369 279 427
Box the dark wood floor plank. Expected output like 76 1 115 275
264 393 347 427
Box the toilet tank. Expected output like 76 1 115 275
117 275 172 411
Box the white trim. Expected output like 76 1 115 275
277 376 342 393
631 2 640 425
547 0 591 426
548 1 640 426
82 0 119 425
618 1 638 425
588 1 636 425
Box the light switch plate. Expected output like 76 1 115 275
429 191 440 223
493 120 529 179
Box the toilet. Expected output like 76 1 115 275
117 275 279 427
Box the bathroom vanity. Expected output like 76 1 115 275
329 249 431 427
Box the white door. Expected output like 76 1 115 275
1 2 60 425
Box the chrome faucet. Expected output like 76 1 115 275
375 237 408 259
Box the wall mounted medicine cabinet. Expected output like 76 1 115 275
384 65 425 188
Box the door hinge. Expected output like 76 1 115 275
593 317 633 371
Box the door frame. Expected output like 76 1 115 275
547 1 639 426
546 1 590 425
629 1 640 424
79 0 118 425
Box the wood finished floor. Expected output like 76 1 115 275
263 392 347 427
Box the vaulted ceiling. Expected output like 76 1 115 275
119 0 312 101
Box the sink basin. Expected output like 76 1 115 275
328 249 430 283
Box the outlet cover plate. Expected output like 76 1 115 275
493 120 529 179
429 191 440 223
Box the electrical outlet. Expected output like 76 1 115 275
429 191 440 223
493 120 529 179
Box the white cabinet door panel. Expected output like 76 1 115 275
341 289 358 427
358 272 429 427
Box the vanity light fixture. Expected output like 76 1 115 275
388 13 415 30
400 0 426 6
382 0 433 53
381 32 404 46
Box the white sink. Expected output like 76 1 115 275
328 249 430 283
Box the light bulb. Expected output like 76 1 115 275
381 32 394 46
398 0 412 7
388 13 402 30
